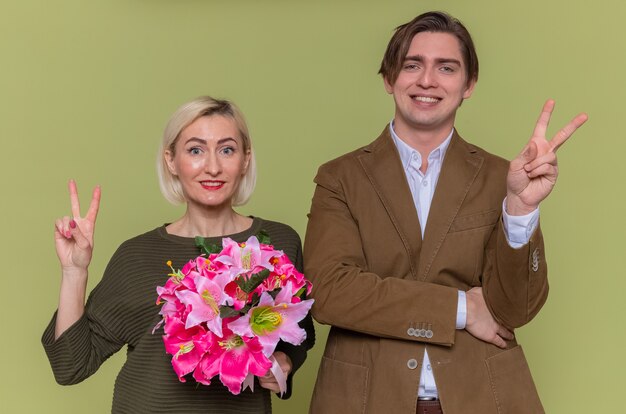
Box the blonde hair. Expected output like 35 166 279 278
157 96 256 206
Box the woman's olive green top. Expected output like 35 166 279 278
42 217 314 414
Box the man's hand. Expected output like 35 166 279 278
506 100 588 215
465 287 513 348
258 351 292 393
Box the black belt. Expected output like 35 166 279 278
416 398 442 414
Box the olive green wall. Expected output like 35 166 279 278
1 0 623 412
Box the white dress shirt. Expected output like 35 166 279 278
389 122 539 398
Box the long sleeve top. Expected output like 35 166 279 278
42 217 314 414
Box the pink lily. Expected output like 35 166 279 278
162 317 212 382
224 279 252 311
175 272 233 336
258 266 311 300
215 236 276 278
156 260 194 304
193 254 230 278
158 297 186 321
228 282 314 356
193 324 272 394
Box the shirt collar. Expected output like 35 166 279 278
389 121 454 172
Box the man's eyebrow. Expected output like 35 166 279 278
436 58 462 65
404 55 424 62
404 55 462 65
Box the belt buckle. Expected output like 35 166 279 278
417 397 438 401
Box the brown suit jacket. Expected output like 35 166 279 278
304 127 548 414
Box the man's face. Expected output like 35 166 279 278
384 31 475 138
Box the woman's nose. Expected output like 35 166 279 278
203 153 222 175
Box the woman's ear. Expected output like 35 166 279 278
242 150 251 175
164 150 177 176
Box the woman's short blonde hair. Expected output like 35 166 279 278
157 96 257 206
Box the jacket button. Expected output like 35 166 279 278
407 328 416 336
407 359 418 370
425 329 433 338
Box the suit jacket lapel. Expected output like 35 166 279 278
357 127 422 279
418 131 485 281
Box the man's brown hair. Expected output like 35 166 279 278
379 11 479 86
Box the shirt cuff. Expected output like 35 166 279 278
456 290 467 329
502 198 540 248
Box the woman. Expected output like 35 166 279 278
42 96 315 413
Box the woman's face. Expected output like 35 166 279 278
165 115 250 211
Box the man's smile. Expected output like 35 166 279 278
410 95 441 104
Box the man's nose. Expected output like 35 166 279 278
417 67 437 88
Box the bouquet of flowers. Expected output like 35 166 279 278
154 232 314 395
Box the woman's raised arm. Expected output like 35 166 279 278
53 179 100 339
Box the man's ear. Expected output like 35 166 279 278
463 78 477 99
164 150 177 176
383 76 394 94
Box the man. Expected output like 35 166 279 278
304 11 587 414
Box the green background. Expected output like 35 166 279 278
1 0 623 412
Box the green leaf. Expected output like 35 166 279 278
256 230 271 245
236 271 270 295
249 292 260 307
220 306 241 319
235 275 247 291
294 286 306 299
195 237 221 255
246 269 271 293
